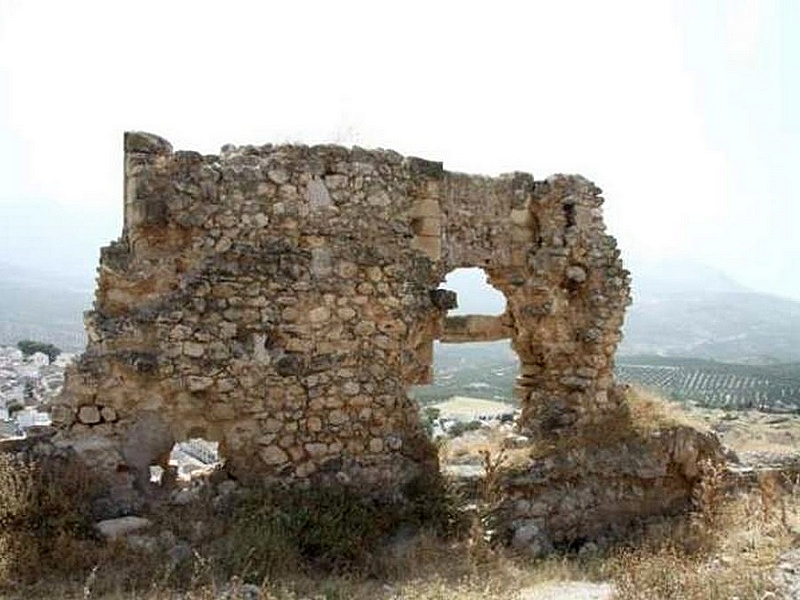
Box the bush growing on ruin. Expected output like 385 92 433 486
209 472 466 582
216 484 388 577
421 406 441 437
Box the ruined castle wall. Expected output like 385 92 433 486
53 132 629 494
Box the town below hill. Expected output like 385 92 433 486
0 346 67 437
0 347 218 479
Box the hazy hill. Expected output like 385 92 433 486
0 198 116 352
0 262 92 352
620 259 800 364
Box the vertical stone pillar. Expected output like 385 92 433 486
123 132 174 233
508 175 630 439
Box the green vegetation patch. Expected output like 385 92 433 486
206 473 466 583
16 339 61 363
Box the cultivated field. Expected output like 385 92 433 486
617 356 800 412
411 343 800 414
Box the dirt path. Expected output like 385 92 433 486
517 581 614 600
774 547 800 599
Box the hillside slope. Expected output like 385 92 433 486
620 259 800 363
0 263 91 352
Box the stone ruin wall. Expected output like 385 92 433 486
52 132 630 496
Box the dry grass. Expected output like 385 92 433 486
0 448 601 600
625 386 711 435
602 393 799 599
1 533 602 599
120 548 600 600
0 451 105 587
3 467 797 600
3 390 800 599
608 462 800 599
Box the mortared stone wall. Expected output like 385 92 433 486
53 132 630 498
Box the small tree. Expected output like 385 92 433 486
16 340 61 364
421 406 441 438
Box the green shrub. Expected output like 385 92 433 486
215 484 400 579
449 420 483 437
16 339 61 363
421 406 441 437
212 473 465 583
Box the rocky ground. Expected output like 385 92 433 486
690 403 800 463
429 393 800 599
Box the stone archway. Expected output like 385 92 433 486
406 168 630 441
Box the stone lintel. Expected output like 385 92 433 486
439 314 512 343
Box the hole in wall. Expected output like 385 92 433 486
410 340 519 408
149 438 223 485
563 203 576 228
410 268 518 439
440 268 506 316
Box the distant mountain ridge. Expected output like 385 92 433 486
620 259 800 364
626 258 751 297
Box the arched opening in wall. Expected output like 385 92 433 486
149 437 224 486
410 268 519 441
443 268 506 317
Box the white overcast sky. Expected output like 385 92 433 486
0 0 798 298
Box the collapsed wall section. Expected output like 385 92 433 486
52 132 630 502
